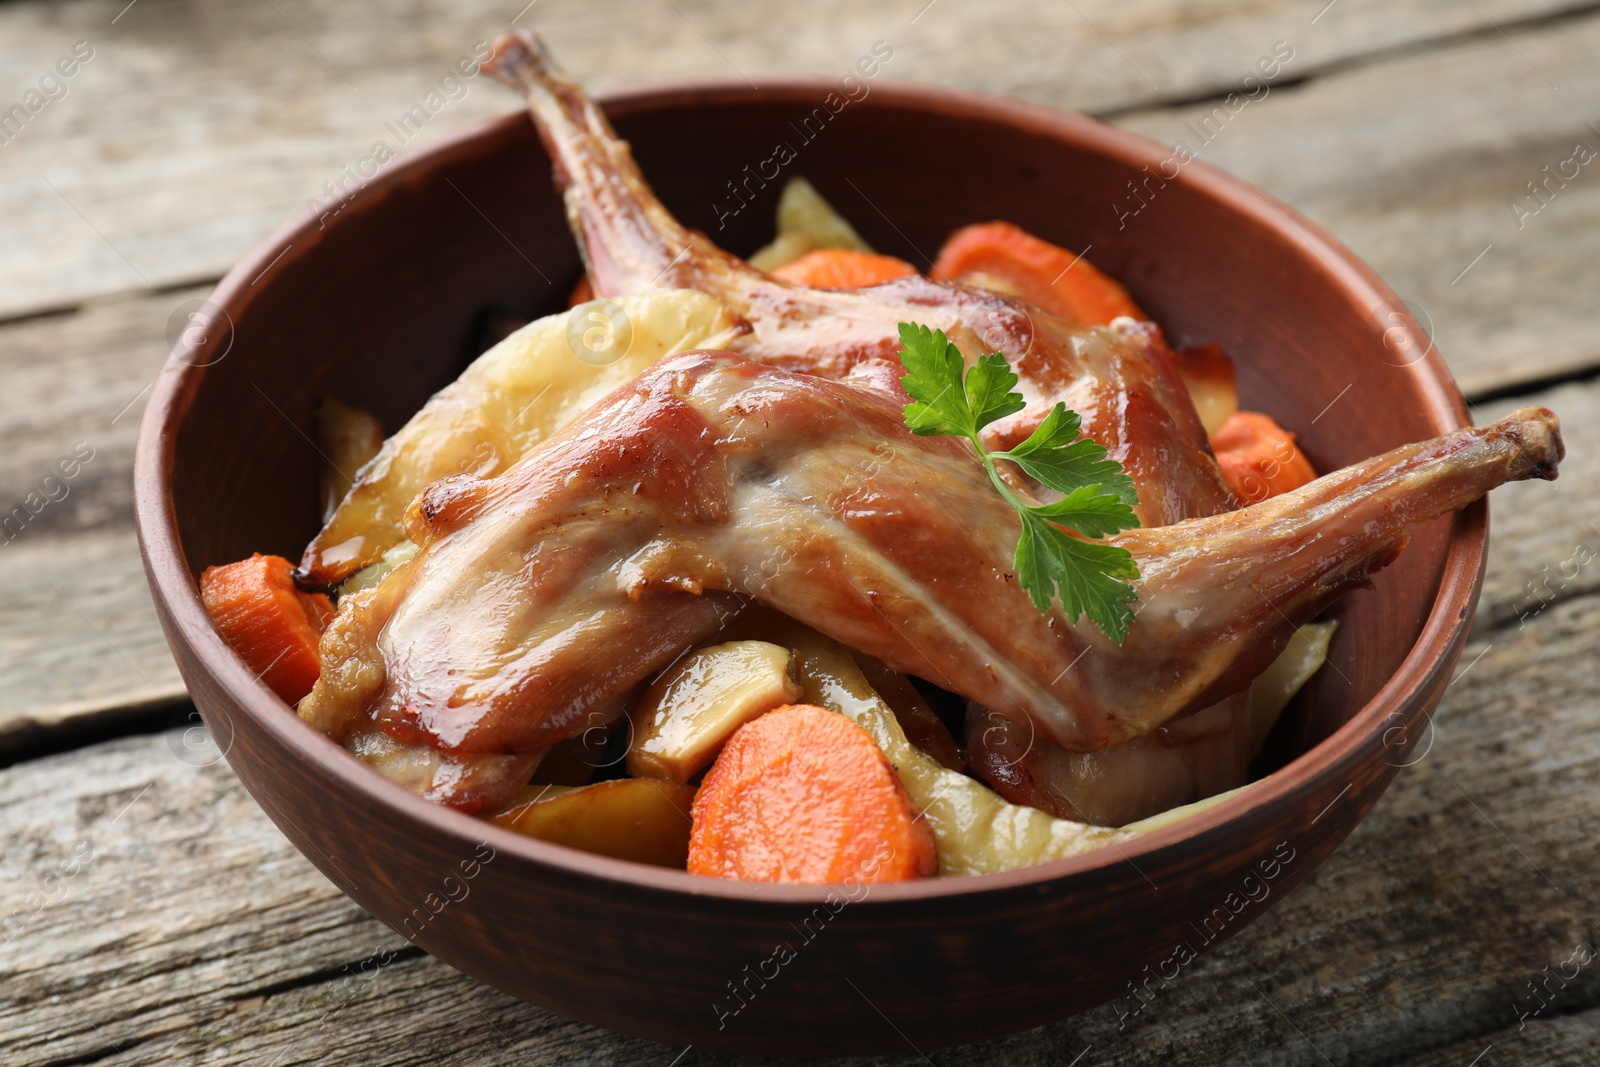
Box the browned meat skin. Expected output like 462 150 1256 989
298 350 1562 775
345 724 542 815
481 30 1234 529
965 692 1251 826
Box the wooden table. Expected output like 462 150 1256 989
3 1 1597 1063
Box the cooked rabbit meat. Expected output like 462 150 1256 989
965 692 1251 827
299 350 1561 778
480 30 1234 530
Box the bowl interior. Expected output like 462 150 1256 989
171 86 1459 779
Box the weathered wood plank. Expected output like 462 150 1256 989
1475 378 1600 635
1116 11 1600 397
0 287 200 742
1396 1005 1600 1067
3 590 1596 1065
0 0 1592 324
0 529 186 746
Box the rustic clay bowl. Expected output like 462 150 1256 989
135 79 1479 1055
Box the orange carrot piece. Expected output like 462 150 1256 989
200 553 334 704
688 704 937 884
1211 411 1318 505
931 220 1147 327
770 249 917 289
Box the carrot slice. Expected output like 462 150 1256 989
1211 411 1318 505
931 220 1147 327
688 704 937 884
769 249 917 289
199 553 334 704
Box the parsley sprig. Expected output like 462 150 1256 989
896 322 1142 643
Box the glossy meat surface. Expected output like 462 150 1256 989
302 290 745 584
966 691 1251 826
482 30 1234 529
299 349 1562 770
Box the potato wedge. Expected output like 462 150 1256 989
746 230 817 273
303 289 744 583
748 178 873 271
1172 343 1239 438
628 641 802 783
316 398 384 523
491 779 696 868
1250 621 1337 759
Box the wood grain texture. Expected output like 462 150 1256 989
0 0 1592 326
1116 10 1600 397
0 288 200 744
1475 378 1600 635
2 589 1595 1065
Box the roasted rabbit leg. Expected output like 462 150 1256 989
480 30 1234 529
300 351 1561 777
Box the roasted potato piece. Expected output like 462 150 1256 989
317 398 384 523
628 641 802 783
748 177 873 271
303 290 744 583
1171 343 1239 438
747 230 817 273
491 779 696 868
1250 621 1337 759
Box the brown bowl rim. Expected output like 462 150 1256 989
134 76 1481 907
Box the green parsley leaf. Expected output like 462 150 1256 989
964 351 1028 429
1020 514 1140 641
998 404 1139 505
1031 485 1140 539
898 322 974 437
896 322 1143 643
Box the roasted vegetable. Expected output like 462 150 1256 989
1171 343 1239 438
688 703 938 884
316 398 385 523
199 553 334 705
336 540 418 599
302 289 744 583
770 249 916 288
627 640 802 783
491 779 696 867
1212 410 1318 505
1250 622 1337 759
747 177 873 272
931 220 1149 327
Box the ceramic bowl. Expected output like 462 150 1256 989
135 79 1478 1055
